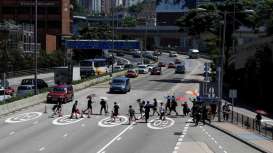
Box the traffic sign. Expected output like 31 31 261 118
229 89 237 98
208 87 216 98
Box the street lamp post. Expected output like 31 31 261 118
34 0 38 95
111 0 115 77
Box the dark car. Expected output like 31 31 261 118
158 62 166 67
116 52 125 57
175 64 185 74
109 77 131 93
150 67 161 75
47 84 74 103
21 79 48 90
132 53 141 58
168 63 176 68
124 64 134 69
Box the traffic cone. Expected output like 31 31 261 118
44 104 47 113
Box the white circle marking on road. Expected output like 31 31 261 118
5 112 42 123
52 115 84 125
98 116 128 127
147 117 175 130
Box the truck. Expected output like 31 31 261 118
54 66 81 85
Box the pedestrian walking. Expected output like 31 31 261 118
100 98 108 115
152 98 160 116
82 96 93 118
182 102 189 116
170 96 178 116
128 105 137 124
195 106 201 126
52 101 62 117
159 102 166 120
137 99 144 119
223 103 230 121
70 100 80 119
165 96 171 115
201 105 211 125
144 101 151 123
255 113 262 131
111 102 120 122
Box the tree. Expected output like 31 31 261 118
122 16 137 27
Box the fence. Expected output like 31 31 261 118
227 111 273 140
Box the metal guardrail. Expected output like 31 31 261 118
227 111 273 140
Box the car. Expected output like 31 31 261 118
169 51 178 57
47 84 74 103
113 65 123 72
116 52 125 57
0 87 11 102
132 52 141 58
137 65 149 74
158 62 166 67
109 77 131 93
17 85 35 97
124 64 134 69
21 79 48 90
150 67 161 75
117 60 124 66
126 69 138 78
153 51 161 56
168 62 176 68
175 64 185 74
147 64 155 72
0 80 15 96
174 59 182 64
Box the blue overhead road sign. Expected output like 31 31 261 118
65 40 140 49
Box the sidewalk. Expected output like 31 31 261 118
210 121 273 153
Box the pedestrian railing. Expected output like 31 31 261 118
226 111 273 140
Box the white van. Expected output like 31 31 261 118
188 49 199 59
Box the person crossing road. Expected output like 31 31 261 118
100 98 108 115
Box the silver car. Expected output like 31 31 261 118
17 85 35 97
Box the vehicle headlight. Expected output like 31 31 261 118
47 95 52 98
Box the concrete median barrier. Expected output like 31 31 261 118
0 70 127 116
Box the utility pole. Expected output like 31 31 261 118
111 0 115 77
34 0 38 95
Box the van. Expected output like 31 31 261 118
188 49 199 59
47 84 74 103
109 77 131 93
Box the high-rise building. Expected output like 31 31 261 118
0 0 71 53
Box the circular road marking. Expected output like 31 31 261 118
147 117 175 130
52 115 84 125
98 116 128 127
5 112 42 123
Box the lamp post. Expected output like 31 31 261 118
34 0 38 95
111 0 115 77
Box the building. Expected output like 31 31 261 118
0 22 40 53
0 0 71 53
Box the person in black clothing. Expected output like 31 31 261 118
170 96 178 116
202 106 210 125
165 96 171 115
128 105 137 124
70 100 79 119
144 101 151 123
182 102 189 116
82 97 93 118
152 98 160 116
52 101 62 117
255 113 262 131
112 102 121 122
137 99 144 119
100 98 108 115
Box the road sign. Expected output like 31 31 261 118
229 89 237 98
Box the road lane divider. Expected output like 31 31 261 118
97 123 134 153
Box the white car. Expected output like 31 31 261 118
137 65 149 74
147 64 155 72
113 65 124 72
0 87 11 102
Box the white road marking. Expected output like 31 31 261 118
33 121 39 125
211 137 215 140
98 116 128 128
116 137 122 141
214 140 218 144
176 142 181 146
172 151 177 153
224 151 227 153
97 123 134 153
174 146 179 150
63 133 68 137
81 124 85 127
147 118 175 130
129 127 134 130
180 135 185 138
39 147 45 151
219 146 223 149
208 134 211 137
52 115 84 125
5 112 42 123
9 131 15 135
178 138 183 142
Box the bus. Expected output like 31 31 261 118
80 58 109 78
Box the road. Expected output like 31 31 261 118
0 55 261 153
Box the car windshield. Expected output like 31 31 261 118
53 87 66 92
138 66 146 69
21 79 33 85
112 79 125 84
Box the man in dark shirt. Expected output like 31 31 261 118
70 100 79 119
82 97 93 118
144 101 151 123
112 102 120 122
100 98 108 115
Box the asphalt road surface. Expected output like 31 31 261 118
0 55 261 153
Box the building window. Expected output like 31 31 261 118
17 7 31 14
2 7 15 14
47 7 60 14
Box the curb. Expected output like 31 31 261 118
208 123 270 153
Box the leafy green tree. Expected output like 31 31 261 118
122 16 137 27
